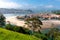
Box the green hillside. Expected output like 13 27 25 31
0 28 40 40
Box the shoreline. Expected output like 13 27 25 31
6 16 60 29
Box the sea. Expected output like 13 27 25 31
3 13 27 18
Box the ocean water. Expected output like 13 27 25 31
3 13 26 18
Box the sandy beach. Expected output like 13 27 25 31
6 16 25 27
6 16 60 29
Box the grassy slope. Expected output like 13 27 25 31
0 28 40 40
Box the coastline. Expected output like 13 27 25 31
6 16 60 29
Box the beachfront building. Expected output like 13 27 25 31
39 14 60 20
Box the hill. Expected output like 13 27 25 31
0 28 40 40
0 8 33 14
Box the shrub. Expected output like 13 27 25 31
31 31 49 40
5 24 31 34
5 24 14 30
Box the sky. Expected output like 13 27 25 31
0 0 60 10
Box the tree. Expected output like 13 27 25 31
52 10 60 15
24 17 43 34
46 28 60 40
0 14 5 27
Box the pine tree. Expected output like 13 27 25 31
0 14 5 27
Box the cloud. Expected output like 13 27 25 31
0 0 35 9
45 5 53 8
34 4 54 9
0 0 54 9
0 0 22 8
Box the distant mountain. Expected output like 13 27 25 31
0 8 59 14
0 8 34 14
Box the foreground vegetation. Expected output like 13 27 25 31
1 14 60 40
0 28 40 40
